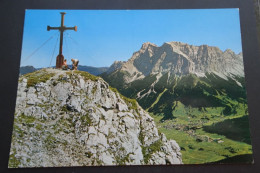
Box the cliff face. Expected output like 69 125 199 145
104 41 244 84
9 69 182 167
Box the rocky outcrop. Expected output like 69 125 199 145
105 41 244 84
9 69 182 167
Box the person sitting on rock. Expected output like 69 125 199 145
62 59 68 70
71 58 79 70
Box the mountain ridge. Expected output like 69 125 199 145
104 41 244 85
20 65 109 76
100 41 251 164
100 41 247 126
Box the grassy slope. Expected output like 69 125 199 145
101 71 252 164
152 112 252 164
148 74 252 164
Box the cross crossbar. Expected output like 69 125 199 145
47 12 77 68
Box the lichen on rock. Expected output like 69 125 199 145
9 68 182 167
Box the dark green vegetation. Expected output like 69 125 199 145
152 113 252 164
102 72 248 120
101 72 253 164
68 70 100 81
76 65 109 76
142 140 163 164
203 115 251 145
9 113 39 167
109 86 139 113
8 148 20 168
207 154 253 164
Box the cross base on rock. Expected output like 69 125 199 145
56 54 64 69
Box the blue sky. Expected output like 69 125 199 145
20 9 242 68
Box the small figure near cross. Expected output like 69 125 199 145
47 12 77 69
71 59 79 70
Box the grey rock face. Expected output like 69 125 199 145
106 61 125 74
107 41 244 83
9 69 182 167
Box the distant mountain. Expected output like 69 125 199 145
100 41 251 164
76 65 109 75
103 41 244 84
101 41 247 120
19 66 37 75
106 61 125 74
20 65 109 76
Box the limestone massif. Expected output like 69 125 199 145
100 41 247 122
104 41 244 84
98 42 251 164
9 69 182 167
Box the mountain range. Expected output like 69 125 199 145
100 41 252 163
20 65 108 76
103 41 244 83
101 42 246 116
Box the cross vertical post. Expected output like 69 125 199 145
47 12 77 68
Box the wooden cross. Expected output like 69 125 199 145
47 12 77 68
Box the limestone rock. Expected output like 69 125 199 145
104 41 244 84
9 69 182 167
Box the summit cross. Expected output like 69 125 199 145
47 12 77 68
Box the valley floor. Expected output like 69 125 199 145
150 108 253 164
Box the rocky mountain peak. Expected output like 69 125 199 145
9 69 182 167
141 42 158 50
164 41 188 47
223 48 237 56
105 41 244 83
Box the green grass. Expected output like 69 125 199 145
203 115 252 145
115 152 132 165
140 139 163 164
149 97 252 164
151 113 253 164
18 113 36 124
100 70 252 164
109 86 139 113
147 88 168 111
92 86 97 94
23 69 55 87
67 70 100 81
80 114 92 126
8 148 21 168
44 134 57 150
